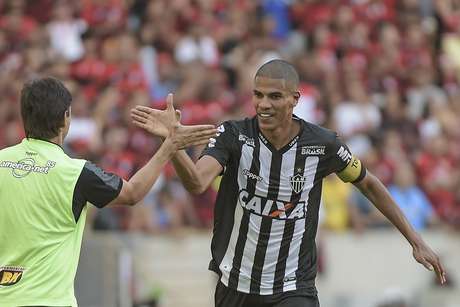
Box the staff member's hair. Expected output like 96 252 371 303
20 77 72 140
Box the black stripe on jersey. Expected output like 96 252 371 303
295 180 322 289
273 144 307 293
227 136 261 290
210 149 242 274
249 151 282 293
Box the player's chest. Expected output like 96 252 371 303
236 144 325 197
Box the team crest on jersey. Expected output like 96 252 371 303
290 173 307 194
0 266 25 287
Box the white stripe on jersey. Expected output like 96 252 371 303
259 143 298 295
282 218 305 292
255 141 272 196
259 218 283 295
219 143 253 287
283 156 319 291
237 141 272 293
219 199 244 287
237 213 261 293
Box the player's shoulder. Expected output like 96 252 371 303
72 157 89 167
56 156 88 174
300 119 338 144
218 117 255 135
0 143 19 155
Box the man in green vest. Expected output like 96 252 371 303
0 77 216 307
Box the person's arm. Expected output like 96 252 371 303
72 141 174 218
170 152 223 194
353 171 446 284
107 138 174 206
94 93 215 208
110 121 217 206
330 136 446 284
72 124 216 223
131 94 233 195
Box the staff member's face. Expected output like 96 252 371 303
252 76 299 132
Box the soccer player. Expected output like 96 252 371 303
131 60 446 307
0 77 216 307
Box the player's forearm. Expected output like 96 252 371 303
127 140 174 203
355 173 424 247
171 150 207 194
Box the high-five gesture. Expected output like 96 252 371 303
131 93 216 150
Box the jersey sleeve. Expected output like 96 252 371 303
328 134 366 183
200 121 235 168
72 161 123 221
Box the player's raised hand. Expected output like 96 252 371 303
131 93 217 150
131 93 180 138
412 242 447 285
164 124 217 150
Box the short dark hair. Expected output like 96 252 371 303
254 59 299 91
20 77 72 140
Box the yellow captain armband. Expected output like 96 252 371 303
336 155 367 183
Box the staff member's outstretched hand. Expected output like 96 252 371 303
131 93 217 150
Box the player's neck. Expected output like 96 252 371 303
260 120 300 150
49 133 64 147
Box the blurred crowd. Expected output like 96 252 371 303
1 0 460 233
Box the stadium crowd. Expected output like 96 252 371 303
1 0 460 234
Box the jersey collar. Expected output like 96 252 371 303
22 138 64 153
255 115 304 155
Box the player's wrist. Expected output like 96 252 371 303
158 137 176 159
409 233 424 249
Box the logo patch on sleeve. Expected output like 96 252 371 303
0 266 25 286
336 146 352 164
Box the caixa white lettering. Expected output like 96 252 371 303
238 190 306 220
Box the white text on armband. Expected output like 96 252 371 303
337 156 364 183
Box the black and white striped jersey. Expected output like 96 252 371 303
201 115 359 296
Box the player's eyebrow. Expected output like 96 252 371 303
253 89 284 96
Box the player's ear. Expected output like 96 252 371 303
293 91 300 106
61 107 71 136
65 107 71 118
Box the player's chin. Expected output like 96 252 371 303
257 118 277 130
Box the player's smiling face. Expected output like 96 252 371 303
252 76 299 132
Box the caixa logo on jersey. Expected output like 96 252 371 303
0 266 25 287
238 190 306 220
